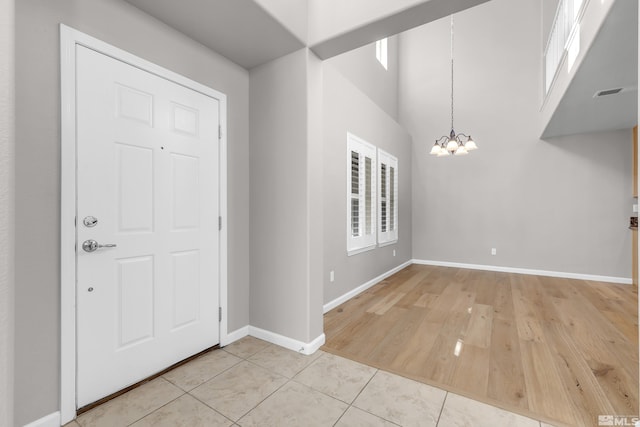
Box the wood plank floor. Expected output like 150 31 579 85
322 265 639 427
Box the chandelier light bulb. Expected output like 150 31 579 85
430 142 441 155
446 138 458 152
465 137 478 151
437 146 450 157
454 145 468 156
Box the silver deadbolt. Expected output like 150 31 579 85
82 239 117 252
83 216 98 227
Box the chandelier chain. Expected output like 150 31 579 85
430 13 477 157
450 15 454 131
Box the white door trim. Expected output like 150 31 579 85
60 24 228 424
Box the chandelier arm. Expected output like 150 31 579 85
435 136 450 145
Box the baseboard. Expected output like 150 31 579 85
412 259 633 285
23 412 60 427
248 326 325 355
323 259 413 313
220 325 249 347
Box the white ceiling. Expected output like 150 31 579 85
542 0 638 138
308 0 491 59
124 0 490 69
124 0 305 69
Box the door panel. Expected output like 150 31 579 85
171 250 200 329
117 256 155 348
76 45 220 407
116 143 154 233
172 154 200 230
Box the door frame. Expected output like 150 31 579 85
60 25 229 424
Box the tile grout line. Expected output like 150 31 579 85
124 378 187 427
331 404 350 427
186 386 238 424
349 368 379 408
232 350 303 425
183 345 274 423
235 377 291 424
166 350 245 393
342 369 406 425
191 344 290 424
435 391 449 427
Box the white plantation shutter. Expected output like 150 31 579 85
378 149 398 246
350 150 360 237
347 133 377 255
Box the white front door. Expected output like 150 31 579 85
75 45 220 407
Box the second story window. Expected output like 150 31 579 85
376 38 388 70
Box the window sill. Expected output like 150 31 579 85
378 239 398 248
347 244 377 257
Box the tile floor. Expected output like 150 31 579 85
67 337 554 427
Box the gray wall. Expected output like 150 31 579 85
326 35 399 119
249 48 324 344
15 0 250 424
323 63 413 305
307 51 325 340
400 0 632 278
0 0 15 426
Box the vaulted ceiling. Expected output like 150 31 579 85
124 0 637 137
124 0 490 69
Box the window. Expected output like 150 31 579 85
375 38 388 70
347 133 377 255
378 149 398 246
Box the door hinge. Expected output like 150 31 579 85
218 125 222 140
218 307 222 322
218 216 222 231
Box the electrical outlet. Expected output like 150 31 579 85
491 248 497 256
634 204 638 213
393 249 396 257
330 271 335 282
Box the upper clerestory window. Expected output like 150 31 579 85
375 38 388 70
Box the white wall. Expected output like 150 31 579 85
249 48 324 346
0 1 15 426
15 0 250 424
323 64 413 306
400 0 632 279
327 35 399 120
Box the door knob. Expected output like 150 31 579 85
82 239 117 253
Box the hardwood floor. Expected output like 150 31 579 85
322 265 639 427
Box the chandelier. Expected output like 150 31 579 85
430 15 478 157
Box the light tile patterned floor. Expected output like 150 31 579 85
68 336 552 427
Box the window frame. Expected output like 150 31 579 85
378 149 398 246
346 133 377 256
